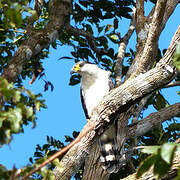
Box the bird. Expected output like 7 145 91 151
70 61 119 173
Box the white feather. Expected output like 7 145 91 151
105 155 115 161
104 144 113 152
80 64 111 117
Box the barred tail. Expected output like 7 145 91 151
98 125 119 173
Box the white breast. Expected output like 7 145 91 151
81 71 110 117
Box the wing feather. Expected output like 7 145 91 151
80 88 89 119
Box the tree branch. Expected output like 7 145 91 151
67 25 108 56
132 94 152 123
161 0 180 31
132 0 167 77
128 102 180 138
135 0 145 35
114 8 136 87
121 151 180 180
2 0 72 83
19 121 95 180
88 102 180 179
131 94 152 154
53 27 180 180
82 102 180 180
164 81 180 88
126 0 179 80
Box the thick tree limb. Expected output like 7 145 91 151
161 0 180 31
135 0 145 35
82 143 110 180
2 0 72 83
113 2 177 176
135 0 167 73
147 0 180 34
128 102 180 138
82 102 180 180
53 27 180 180
126 0 179 80
127 0 168 79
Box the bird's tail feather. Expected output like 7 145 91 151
98 125 119 173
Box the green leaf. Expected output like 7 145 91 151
136 155 157 178
97 25 105 34
105 24 112 33
0 118 2 128
35 101 41 111
13 90 21 102
154 93 168 110
141 146 160 154
153 155 171 178
174 167 180 180
47 136 50 144
160 143 176 164
52 158 61 167
26 107 33 118
113 18 118 30
173 43 180 72
176 144 180 152
108 34 118 41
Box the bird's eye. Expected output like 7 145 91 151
79 61 86 67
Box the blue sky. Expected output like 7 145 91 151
0 2 179 178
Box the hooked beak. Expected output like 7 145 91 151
70 64 80 74
70 69 76 74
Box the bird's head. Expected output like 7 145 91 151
70 61 111 78
70 61 95 75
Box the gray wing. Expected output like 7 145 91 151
80 88 89 119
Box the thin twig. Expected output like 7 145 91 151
67 25 108 56
164 81 180 88
132 94 152 123
15 121 95 180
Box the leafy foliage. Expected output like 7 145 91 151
60 0 134 85
0 0 179 179
27 132 80 179
137 143 180 179
0 77 46 145
0 0 50 86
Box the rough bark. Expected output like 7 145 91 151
82 111 132 180
83 103 180 180
111 3 180 178
81 23 180 180
0 0 179 179
126 0 179 80
53 27 180 180
128 102 180 138
2 0 72 83
82 142 110 180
